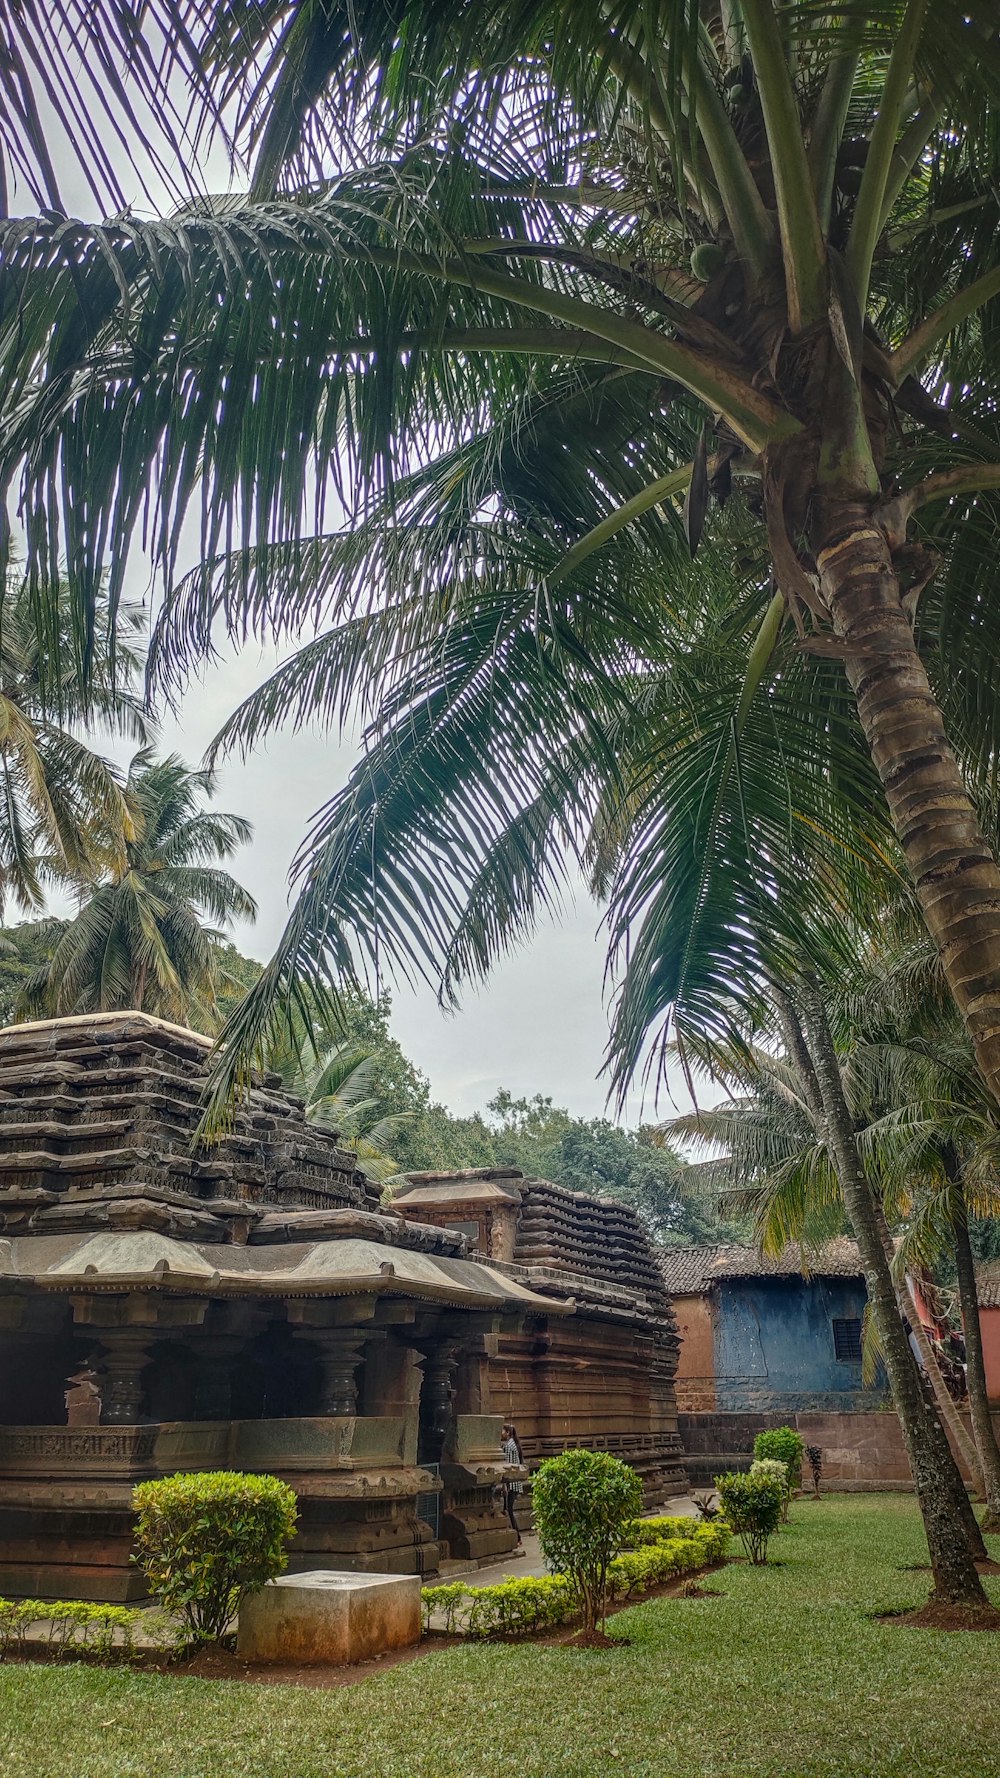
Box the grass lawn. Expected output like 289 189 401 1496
3 1496 1000 1778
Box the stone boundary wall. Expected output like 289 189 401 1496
679 1409 991 1491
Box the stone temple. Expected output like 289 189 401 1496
0 1014 685 1600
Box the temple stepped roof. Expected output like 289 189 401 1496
0 1229 566 1314
396 1169 674 1325
0 1012 380 1222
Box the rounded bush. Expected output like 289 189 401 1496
132 1470 298 1644
532 1448 643 1632
716 1470 783 1565
753 1426 805 1493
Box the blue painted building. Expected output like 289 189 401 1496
661 1239 889 1413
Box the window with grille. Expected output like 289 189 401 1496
832 1317 863 1363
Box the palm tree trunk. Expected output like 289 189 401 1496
950 1179 1000 1533
814 503 1000 1106
799 984 990 1608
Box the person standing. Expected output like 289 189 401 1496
500 1422 524 1548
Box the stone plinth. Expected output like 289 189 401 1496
237 1569 421 1665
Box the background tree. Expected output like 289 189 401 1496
0 580 143 914
20 752 256 1024
293 1041 413 1182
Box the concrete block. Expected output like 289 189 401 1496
237 1569 421 1665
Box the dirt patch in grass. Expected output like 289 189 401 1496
1 1642 431 1691
879 1601 1000 1633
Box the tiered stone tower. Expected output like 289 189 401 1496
0 1016 685 1598
393 1171 687 1505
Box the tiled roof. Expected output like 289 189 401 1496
658 1237 866 1293
977 1264 1000 1309
656 1244 733 1294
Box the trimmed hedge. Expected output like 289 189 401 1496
421 1519 730 1637
0 1599 148 1663
625 1514 716 1547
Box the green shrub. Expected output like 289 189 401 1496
419 1582 469 1635
420 1520 729 1637
750 1457 792 1522
625 1514 707 1546
715 1470 784 1565
532 1448 644 1633
753 1427 805 1491
421 1575 574 1638
0 1598 148 1664
132 1470 298 1644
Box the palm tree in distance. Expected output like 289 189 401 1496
295 1042 412 1182
667 966 998 1609
0 578 144 914
20 752 257 1025
668 1019 999 1519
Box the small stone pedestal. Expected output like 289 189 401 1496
237 1570 422 1665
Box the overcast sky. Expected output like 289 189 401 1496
76 633 661 1125
32 53 701 1132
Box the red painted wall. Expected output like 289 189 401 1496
672 1293 716 1411
980 1305 1000 1403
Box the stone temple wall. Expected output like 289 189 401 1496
0 1017 686 1598
393 1171 688 1503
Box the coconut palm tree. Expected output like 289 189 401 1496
294 1041 412 1182
5 2 1000 1117
20 751 257 1024
844 974 1000 1533
669 970 996 1611
0 577 144 913
0 3 220 217
670 1018 997 1513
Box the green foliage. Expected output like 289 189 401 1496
0 1598 148 1664
753 1427 806 1491
624 1514 717 1547
0 578 145 919
531 1449 644 1632
21 752 256 1027
715 1471 785 1566
420 1519 728 1637
750 1458 794 1524
131 1470 298 1644
421 1574 575 1639
0 920 68 1025
7 1499 1000 1778
257 979 735 1240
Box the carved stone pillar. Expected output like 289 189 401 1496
97 1330 154 1425
308 1330 366 1417
413 1340 460 1465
